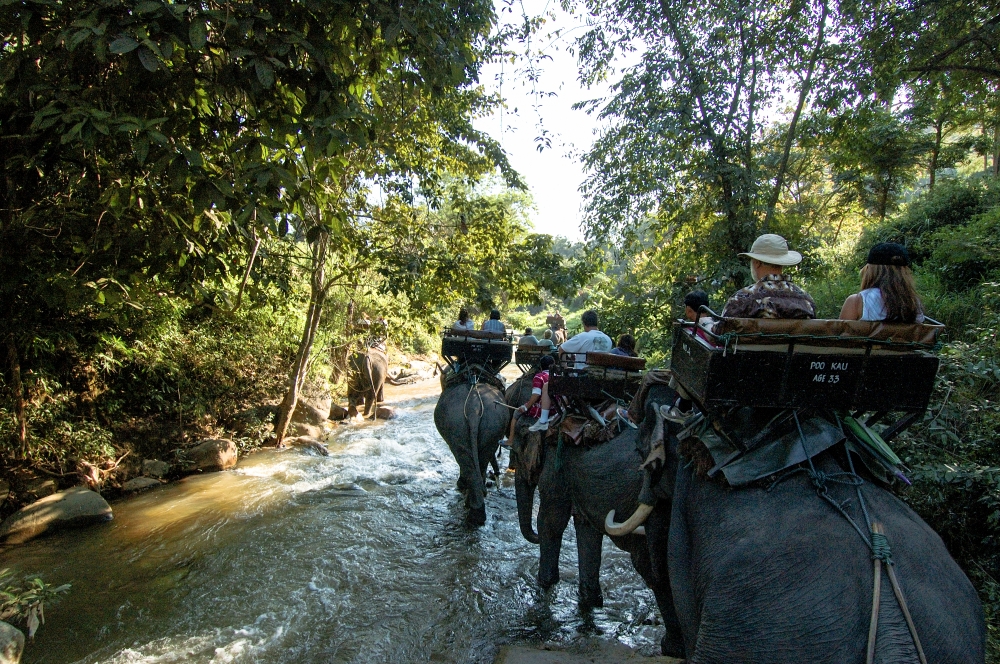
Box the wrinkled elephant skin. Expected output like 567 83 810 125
513 384 685 657
665 440 985 662
434 382 510 527
347 349 388 419
515 382 985 661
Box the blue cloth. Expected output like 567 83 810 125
482 319 506 333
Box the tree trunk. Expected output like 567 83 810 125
273 230 330 445
763 0 828 231
993 124 999 178
5 335 27 458
929 119 943 190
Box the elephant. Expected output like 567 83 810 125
517 384 985 661
347 348 388 419
434 377 511 527
514 384 684 656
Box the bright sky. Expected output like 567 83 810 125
475 1 618 241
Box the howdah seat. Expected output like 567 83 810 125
440 328 513 376
670 311 944 443
550 352 647 402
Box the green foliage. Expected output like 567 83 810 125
0 569 70 639
857 176 1000 265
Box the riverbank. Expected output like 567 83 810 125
1 366 669 664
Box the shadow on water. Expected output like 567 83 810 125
2 382 661 663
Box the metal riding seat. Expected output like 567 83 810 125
514 344 557 374
440 328 513 378
668 310 945 486
549 352 647 403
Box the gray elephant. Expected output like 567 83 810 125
347 348 388 419
518 385 985 661
434 378 510 526
514 385 684 657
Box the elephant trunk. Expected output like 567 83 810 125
515 470 540 544
605 503 654 536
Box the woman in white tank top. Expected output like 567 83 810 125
840 243 924 323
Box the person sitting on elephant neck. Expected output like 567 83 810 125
721 234 816 320
481 309 506 334
558 309 613 370
519 327 539 345
512 354 556 434
609 333 637 357
453 307 476 332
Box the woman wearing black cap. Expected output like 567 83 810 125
840 242 924 323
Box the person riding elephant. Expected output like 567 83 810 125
517 386 985 660
435 377 510 527
347 347 388 419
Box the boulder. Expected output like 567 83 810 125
290 422 322 439
328 404 349 421
0 621 24 664
408 360 432 373
0 487 113 545
142 459 171 479
376 406 396 420
122 477 162 493
180 438 238 473
292 401 328 426
284 436 329 456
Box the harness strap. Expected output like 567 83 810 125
782 412 927 663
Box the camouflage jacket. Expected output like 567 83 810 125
722 274 816 319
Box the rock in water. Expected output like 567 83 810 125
284 436 330 456
328 404 349 421
376 406 396 420
181 439 238 473
330 482 367 496
0 621 24 664
122 477 162 493
292 401 328 426
142 459 171 479
0 487 113 545
290 422 323 439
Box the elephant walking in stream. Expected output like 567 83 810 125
434 378 510 526
347 348 388 419
515 384 985 661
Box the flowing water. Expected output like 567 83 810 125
3 378 663 664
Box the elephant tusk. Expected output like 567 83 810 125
605 503 654 536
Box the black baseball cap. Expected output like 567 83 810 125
867 242 910 267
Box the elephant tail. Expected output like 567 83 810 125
464 383 484 494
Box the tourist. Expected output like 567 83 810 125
840 242 924 323
722 234 816 319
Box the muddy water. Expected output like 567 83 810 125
4 378 663 664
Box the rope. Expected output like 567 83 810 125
774 411 927 663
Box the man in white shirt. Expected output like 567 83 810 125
558 310 613 369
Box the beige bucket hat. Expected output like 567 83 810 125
738 234 802 266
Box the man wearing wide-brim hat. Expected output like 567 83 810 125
721 234 817 319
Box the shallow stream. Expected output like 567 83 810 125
3 378 662 663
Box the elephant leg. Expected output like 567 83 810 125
537 459 571 589
573 513 604 609
629 532 685 658
363 392 374 418
346 386 359 418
